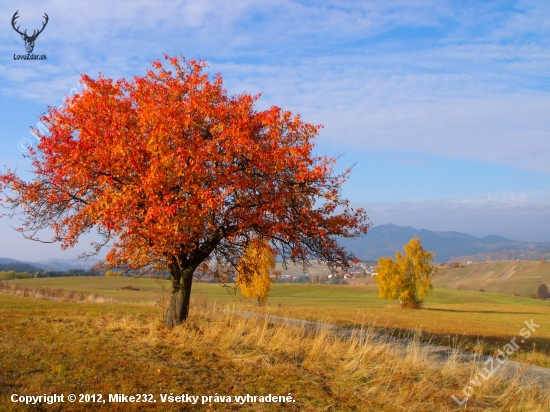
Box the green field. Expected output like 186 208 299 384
4 276 550 367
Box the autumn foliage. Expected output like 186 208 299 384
236 239 280 306
375 238 437 308
0 55 369 326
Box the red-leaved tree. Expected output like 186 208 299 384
0 56 370 327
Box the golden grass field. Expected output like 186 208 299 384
4 273 550 365
1 291 549 411
433 260 550 297
1 262 550 410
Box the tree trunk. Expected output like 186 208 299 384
164 266 194 328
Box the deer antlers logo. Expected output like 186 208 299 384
11 10 49 54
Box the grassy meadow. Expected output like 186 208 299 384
1 290 550 411
3 275 550 368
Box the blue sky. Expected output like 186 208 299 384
1 0 549 261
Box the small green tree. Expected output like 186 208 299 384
375 238 438 308
537 283 549 300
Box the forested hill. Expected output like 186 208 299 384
0 258 42 273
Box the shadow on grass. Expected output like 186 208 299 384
424 308 546 315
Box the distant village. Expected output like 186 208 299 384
187 260 379 284
275 261 377 284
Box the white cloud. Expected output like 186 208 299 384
1 0 550 174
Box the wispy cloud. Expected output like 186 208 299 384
2 1 549 173
2 0 550 256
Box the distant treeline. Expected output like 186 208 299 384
453 249 550 262
35 269 95 278
0 271 33 279
0 269 98 279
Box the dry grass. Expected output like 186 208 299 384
434 260 550 297
1 292 549 411
5 278 550 368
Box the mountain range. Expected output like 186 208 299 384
339 224 550 262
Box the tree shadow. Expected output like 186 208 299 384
424 308 547 315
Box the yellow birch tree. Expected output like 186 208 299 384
236 239 280 306
375 237 437 308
